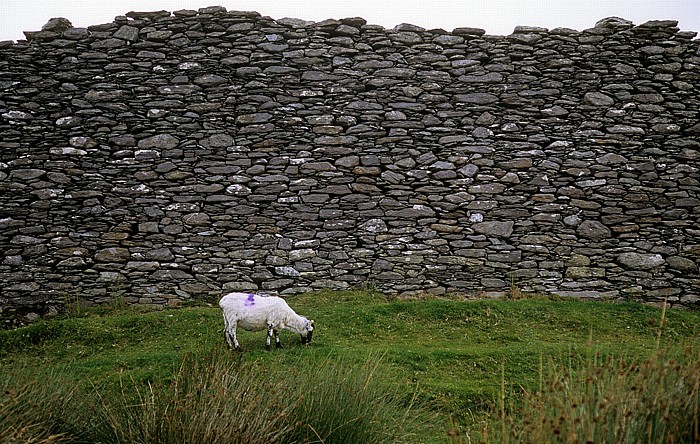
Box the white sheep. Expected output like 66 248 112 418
219 292 315 351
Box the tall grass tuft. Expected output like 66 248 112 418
285 353 419 444
93 350 294 444
0 367 86 444
474 348 700 443
2 349 418 444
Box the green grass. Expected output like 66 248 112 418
1 291 699 443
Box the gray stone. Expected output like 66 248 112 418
113 25 139 41
126 261 160 271
10 169 46 180
69 136 97 149
595 17 633 29
92 38 127 49
290 249 316 261
387 205 436 218
3 111 32 120
376 68 416 78
145 248 174 261
336 156 360 168
507 33 542 45
138 134 179 149
460 73 504 84
472 221 514 238
597 153 628 164
347 101 383 110
201 134 234 148
390 31 423 45
258 43 289 52
468 184 506 194
225 184 251 196
314 136 358 145
42 17 73 32
147 31 173 42
275 266 300 277
608 125 645 135
617 253 665 269
481 278 507 288
56 257 88 269
566 267 606 278
583 92 614 106
453 27 486 36
182 213 211 226
56 116 82 127
360 219 388 233
194 74 228 86
566 254 591 267
576 221 611 240
541 106 569 116
63 28 89 39
3 255 23 266
95 248 130 262
666 256 697 273
198 6 226 14
676 198 700 207
137 50 166 59
236 113 272 124
302 71 343 81
455 93 499 105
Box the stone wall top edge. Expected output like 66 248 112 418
3 5 697 47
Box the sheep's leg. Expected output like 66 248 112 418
226 316 240 351
232 328 241 351
266 325 274 351
274 329 282 349
224 330 232 350
222 311 233 350
225 324 241 351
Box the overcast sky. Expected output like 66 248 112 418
1 0 698 42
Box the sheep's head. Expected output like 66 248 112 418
300 319 315 345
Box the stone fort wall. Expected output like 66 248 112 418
1 7 699 324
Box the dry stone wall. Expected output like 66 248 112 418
1 8 699 324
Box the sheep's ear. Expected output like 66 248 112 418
309 320 315 329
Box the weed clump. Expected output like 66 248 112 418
477 349 700 443
469 299 700 443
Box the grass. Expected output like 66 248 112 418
1 291 699 443
463 347 700 444
92 350 415 444
470 299 700 444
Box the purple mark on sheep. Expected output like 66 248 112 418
245 293 255 306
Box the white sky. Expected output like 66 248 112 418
1 0 698 42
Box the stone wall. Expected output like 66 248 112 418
1 7 699 324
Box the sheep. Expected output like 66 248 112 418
219 292 315 351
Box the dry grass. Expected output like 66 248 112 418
0 369 81 444
493 350 699 443
93 350 294 444
2 350 417 444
